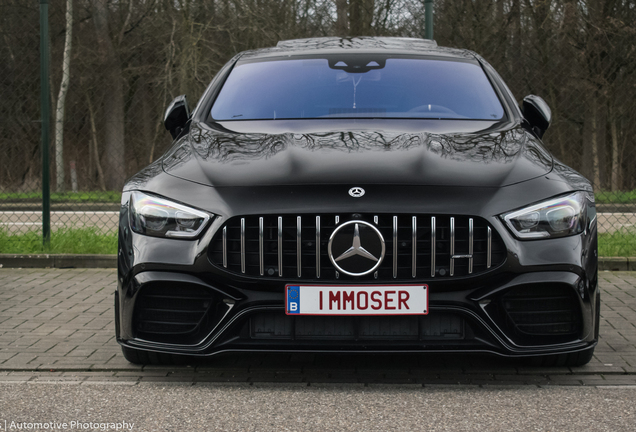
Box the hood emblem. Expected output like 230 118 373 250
349 187 365 198
328 220 385 276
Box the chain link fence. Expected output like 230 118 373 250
1 0 634 256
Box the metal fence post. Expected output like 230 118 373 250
425 0 434 40
40 0 51 249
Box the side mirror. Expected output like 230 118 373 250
522 95 551 139
164 95 191 139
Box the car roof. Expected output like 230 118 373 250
237 37 477 61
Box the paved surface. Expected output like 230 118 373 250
598 212 636 234
0 269 634 386
0 384 634 431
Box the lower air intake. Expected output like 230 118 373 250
502 284 581 336
134 282 216 344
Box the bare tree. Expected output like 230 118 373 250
349 0 374 35
91 0 125 191
2 0 636 197
336 0 349 35
54 0 73 192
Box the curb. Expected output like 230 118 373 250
599 257 635 271
0 254 634 270
0 254 116 268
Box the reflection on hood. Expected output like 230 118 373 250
161 121 553 188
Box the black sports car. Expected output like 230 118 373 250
116 37 599 366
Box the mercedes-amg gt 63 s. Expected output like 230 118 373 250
116 37 599 366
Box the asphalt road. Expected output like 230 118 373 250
0 383 634 431
0 211 634 234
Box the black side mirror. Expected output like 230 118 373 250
164 95 191 139
522 95 551 139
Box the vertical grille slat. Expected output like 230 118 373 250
259 217 264 276
222 226 227 268
297 216 302 278
278 216 283 277
431 216 436 278
240 218 246 274
210 214 505 280
316 216 321 279
393 216 398 279
412 216 417 278
450 217 455 277
468 218 473 274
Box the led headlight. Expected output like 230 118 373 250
501 192 591 239
130 192 212 239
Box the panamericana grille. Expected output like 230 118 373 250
134 283 216 344
209 214 505 280
502 284 581 336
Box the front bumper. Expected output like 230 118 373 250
117 257 599 359
116 189 599 358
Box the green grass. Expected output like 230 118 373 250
595 190 636 204
0 228 633 257
0 191 121 203
0 228 117 255
598 231 636 257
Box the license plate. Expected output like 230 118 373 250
285 285 428 316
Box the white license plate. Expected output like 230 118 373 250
285 285 428 316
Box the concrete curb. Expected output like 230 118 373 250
0 254 117 268
599 257 635 271
0 254 634 270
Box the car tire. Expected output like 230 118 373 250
121 346 194 365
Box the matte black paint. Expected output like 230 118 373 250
116 38 598 359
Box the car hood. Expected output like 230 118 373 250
161 119 553 188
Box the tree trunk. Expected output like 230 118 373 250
349 0 373 36
91 0 126 191
149 17 177 164
590 94 601 190
609 104 621 191
336 0 348 36
510 0 521 78
86 93 107 192
54 0 73 192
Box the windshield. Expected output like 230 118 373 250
210 57 505 121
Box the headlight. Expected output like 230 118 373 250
501 192 591 239
130 191 212 239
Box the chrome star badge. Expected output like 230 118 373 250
348 187 365 198
328 220 385 276
334 223 378 263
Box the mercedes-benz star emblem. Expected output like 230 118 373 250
328 220 385 276
348 187 365 198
